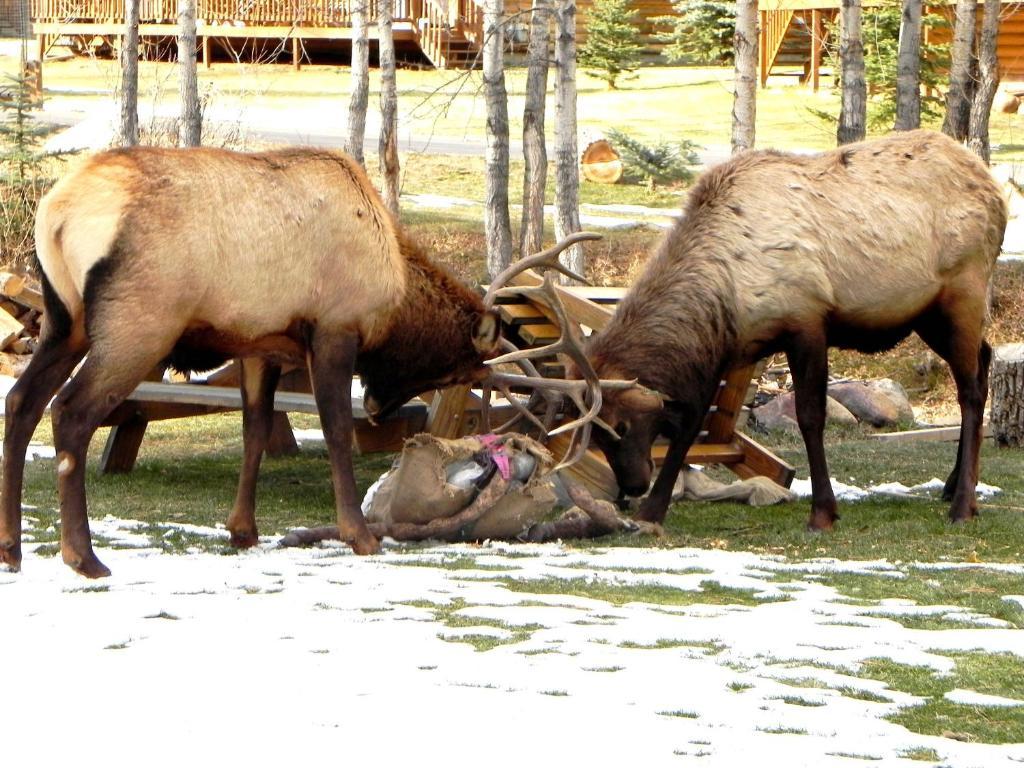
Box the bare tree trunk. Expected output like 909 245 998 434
118 0 140 147
520 0 550 258
555 0 583 280
484 0 513 279
731 0 757 154
991 344 1024 447
943 0 977 141
893 0 921 131
967 0 1000 162
347 1 370 165
837 0 865 145
378 0 400 215
177 0 202 147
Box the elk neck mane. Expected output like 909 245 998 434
356 229 486 375
588 162 747 401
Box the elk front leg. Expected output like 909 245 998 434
226 358 281 548
787 331 837 531
307 330 379 556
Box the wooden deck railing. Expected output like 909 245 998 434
455 0 483 48
32 0 412 25
760 7 795 85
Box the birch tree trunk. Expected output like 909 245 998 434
520 0 550 258
484 0 513 279
177 0 202 147
731 0 757 154
347 1 370 165
967 0 1001 162
942 0 977 141
555 0 584 280
837 0 866 145
118 0 140 147
893 0 921 131
378 0 400 215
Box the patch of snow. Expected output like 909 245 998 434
945 689 1024 708
790 477 1001 501
4 523 1024 767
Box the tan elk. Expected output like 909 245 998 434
0 146 502 578
578 130 1007 530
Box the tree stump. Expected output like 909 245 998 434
990 343 1024 447
581 139 623 184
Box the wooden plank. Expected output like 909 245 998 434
497 302 546 326
426 384 474 438
705 364 758 442
507 269 616 332
517 322 560 345
32 21 418 41
871 423 993 444
730 431 796 488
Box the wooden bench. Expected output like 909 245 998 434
98 374 428 473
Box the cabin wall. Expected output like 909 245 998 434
928 4 1024 81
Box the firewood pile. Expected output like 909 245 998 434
0 272 43 378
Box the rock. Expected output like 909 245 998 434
826 396 859 426
828 379 914 427
751 391 858 432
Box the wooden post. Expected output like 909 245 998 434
759 10 768 87
35 35 44 96
100 414 150 473
292 36 300 70
203 35 211 69
810 9 822 91
991 343 1024 447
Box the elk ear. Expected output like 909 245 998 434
473 311 500 352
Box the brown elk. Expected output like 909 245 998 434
0 146 501 578
578 130 1007 530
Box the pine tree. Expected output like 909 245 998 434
578 0 644 89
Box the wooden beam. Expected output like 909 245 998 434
202 34 210 68
292 36 300 70
810 8 822 91
100 414 149 473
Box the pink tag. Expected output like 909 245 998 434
479 434 512 481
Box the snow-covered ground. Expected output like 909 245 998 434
4 521 1024 768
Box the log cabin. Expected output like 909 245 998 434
760 0 1024 88
9 0 676 71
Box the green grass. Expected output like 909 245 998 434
490 577 785 608
396 598 543 652
855 653 1024 744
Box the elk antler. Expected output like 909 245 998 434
481 234 635 471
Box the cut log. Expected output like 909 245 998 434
990 343 1024 447
0 308 24 351
0 272 26 298
581 139 623 184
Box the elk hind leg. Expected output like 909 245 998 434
51 329 182 578
0 316 87 571
915 291 990 522
226 358 281 548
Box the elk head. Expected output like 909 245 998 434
357 234 501 423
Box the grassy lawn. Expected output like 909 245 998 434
11 51 1024 158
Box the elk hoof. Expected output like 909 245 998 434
949 507 979 524
634 498 668 525
0 540 21 572
349 532 380 556
63 548 111 579
807 509 838 532
229 529 260 549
